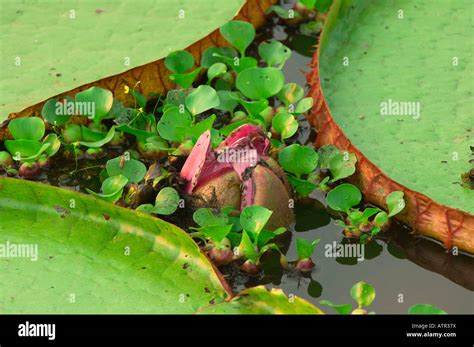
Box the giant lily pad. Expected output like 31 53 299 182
309 0 474 253
0 177 321 313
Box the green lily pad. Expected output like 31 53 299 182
8 117 45 141
219 20 255 56
236 67 285 100
326 183 362 212
185 85 220 116
319 0 474 213
106 156 147 183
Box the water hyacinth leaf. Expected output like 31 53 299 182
102 174 129 195
277 83 305 106
164 50 194 74
200 225 233 243
257 228 286 248
319 300 352 314
373 211 389 227
193 208 229 227
169 68 202 89
386 191 405 217
326 183 362 212
328 151 357 182
216 90 239 112
189 115 216 141
236 67 284 100
153 187 180 215
78 126 116 148
258 40 292 68
294 97 314 113
267 5 300 19
238 230 258 262
4 140 43 161
116 124 154 143
185 85 219 116
318 145 340 169
236 97 269 117
349 207 380 225
165 88 192 107
41 97 72 126
157 107 192 142
8 117 45 141
408 304 447 315
272 112 298 139
350 281 376 307
240 206 273 235
296 238 320 260
207 62 227 82
278 144 319 176
219 20 255 56
42 133 61 157
106 156 147 183
200 47 237 68
75 87 113 124
287 175 317 197
81 125 105 142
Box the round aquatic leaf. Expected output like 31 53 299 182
207 62 227 82
164 50 194 74
236 67 284 100
328 151 357 182
41 97 72 126
326 183 362 212
75 86 113 124
288 174 318 197
240 205 273 235
8 117 45 141
199 286 323 314
78 126 116 148
154 187 180 215
4 140 43 160
169 68 202 89
294 97 314 113
185 85 219 116
157 107 193 142
277 83 305 106
106 157 147 183
199 225 233 243
278 144 319 176
408 304 447 315
258 40 292 67
373 211 389 227
272 112 298 139
200 47 237 68
350 281 376 307
101 174 129 195
219 20 255 56
386 191 405 217
193 208 229 227
296 238 320 260
42 133 61 157
216 90 239 112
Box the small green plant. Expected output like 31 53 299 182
408 304 447 315
294 238 320 272
320 281 376 314
4 117 60 178
327 183 406 241
136 187 180 215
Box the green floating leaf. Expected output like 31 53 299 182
295 97 314 113
41 97 72 126
8 117 45 141
277 83 305 107
318 145 339 169
350 281 376 307
4 140 43 161
219 20 255 56
198 225 233 244
79 126 116 148
373 211 388 227
157 106 192 142
236 67 284 100
185 85 219 116
328 151 357 182
240 205 273 236
408 304 447 315
165 50 194 74
200 47 237 68
207 62 227 82
319 300 352 314
386 191 405 217
169 68 202 89
106 156 147 183
75 86 113 124
287 175 317 197
278 144 319 176
326 183 362 212
296 238 320 260
153 187 180 215
87 174 128 203
193 208 229 227
216 90 239 113
272 112 298 139
258 40 292 68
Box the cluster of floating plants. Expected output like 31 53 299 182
0 16 448 314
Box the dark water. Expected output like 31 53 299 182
228 10 474 314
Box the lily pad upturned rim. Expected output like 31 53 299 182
306 0 474 254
